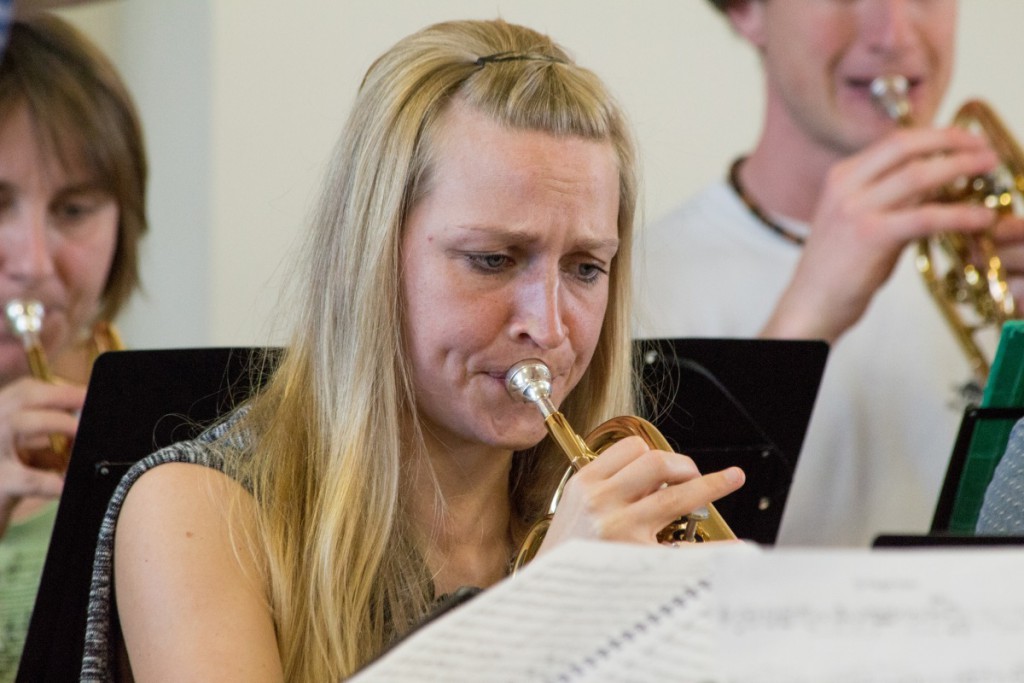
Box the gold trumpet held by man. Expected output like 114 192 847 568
872 75 1024 384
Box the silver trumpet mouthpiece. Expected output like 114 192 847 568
5 299 45 341
870 75 911 124
505 359 557 418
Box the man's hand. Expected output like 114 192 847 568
763 126 1001 343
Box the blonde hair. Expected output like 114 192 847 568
223 19 638 680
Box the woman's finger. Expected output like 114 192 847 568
629 466 746 532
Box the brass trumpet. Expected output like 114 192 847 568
871 75 1024 384
5 299 70 459
4 298 123 467
504 359 736 572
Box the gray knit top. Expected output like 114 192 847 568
79 414 244 682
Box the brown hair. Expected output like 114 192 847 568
0 13 147 322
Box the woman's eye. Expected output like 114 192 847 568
574 261 608 283
56 203 84 220
467 253 513 272
52 192 108 227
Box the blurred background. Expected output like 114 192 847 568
33 0 1024 349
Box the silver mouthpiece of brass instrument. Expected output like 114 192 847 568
5 298 69 459
505 361 556 418
870 75 911 125
504 359 736 571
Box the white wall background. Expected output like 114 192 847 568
52 0 1024 350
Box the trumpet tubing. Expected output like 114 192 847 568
504 359 736 572
871 75 1024 384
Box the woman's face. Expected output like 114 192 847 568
0 104 118 384
401 101 621 456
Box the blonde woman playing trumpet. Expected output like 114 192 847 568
82 18 744 682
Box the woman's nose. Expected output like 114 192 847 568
508 270 568 350
1 210 56 284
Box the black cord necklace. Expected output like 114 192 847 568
727 157 806 247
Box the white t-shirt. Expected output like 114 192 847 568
636 181 978 547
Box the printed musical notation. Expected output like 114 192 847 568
716 550 1024 683
353 541 723 683
352 541 1024 683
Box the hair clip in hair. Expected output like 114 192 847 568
474 51 565 67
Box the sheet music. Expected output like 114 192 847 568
716 549 1024 683
352 541 1024 683
352 540 734 682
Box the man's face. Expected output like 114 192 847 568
732 0 958 155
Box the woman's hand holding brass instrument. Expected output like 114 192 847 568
0 298 74 534
2 298 122 472
505 359 740 572
5 299 70 461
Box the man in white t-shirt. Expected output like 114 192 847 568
638 0 1024 546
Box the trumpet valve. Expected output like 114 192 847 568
656 507 710 544
684 507 710 542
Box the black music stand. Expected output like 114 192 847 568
17 348 274 682
634 338 828 545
